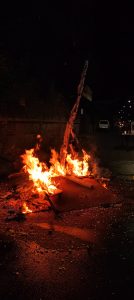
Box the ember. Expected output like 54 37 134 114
101 182 108 189
22 202 32 214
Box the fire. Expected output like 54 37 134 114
18 62 92 213
22 202 32 214
101 182 108 189
21 148 58 195
66 150 90 177
49 149 66 176
21 138 91 199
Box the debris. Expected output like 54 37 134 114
8 209 16 215
0 191 13 199
112 203 122 208
100 203 112 208
6 212 26 222
15 271 20 276
45 193 60 215
65 175 95 189
8 229 15 235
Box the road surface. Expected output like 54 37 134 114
0 176 133 300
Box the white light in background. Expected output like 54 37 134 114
81 108 84 115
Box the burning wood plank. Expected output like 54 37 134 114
60 60 88 166
65 175 95 189
65 175 110 190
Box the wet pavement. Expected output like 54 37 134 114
0 129 134 299
94 129 134 178
0 176 134 300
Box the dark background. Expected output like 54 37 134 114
0 1 134 112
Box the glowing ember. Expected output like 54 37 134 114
101 182 108 189
22 202 32 214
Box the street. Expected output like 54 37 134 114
0 174 134 300
0 3 134 299
82 128 134 178
0 129 134 300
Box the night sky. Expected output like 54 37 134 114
0 1 134 103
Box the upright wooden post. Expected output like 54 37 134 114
60 60 88 166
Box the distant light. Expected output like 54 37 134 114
128 100 131 103
129 105 132 108
81 108 84 115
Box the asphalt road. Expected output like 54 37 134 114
82 129 134 177
0 129 134 299
0 176 134 300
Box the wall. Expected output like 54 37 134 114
0 117 80 161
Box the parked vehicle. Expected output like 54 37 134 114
99 120 110 129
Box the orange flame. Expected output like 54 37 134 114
49 149 66 176
21 136 91 198
101 182 107 189
21 148 58 195
22 202 32 214
66 149 90 177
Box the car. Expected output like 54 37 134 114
99 120 110 129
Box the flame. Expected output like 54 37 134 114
21 148 58 195
22 202 32 214
101 182 107 189
21 136 91 200
66 149 90 177
49 149 66 176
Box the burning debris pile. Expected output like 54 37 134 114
20 133 92 210
0 133 94 220
0 61 110 220
0 134 110 220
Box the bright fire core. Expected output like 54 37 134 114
21 139 91 196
